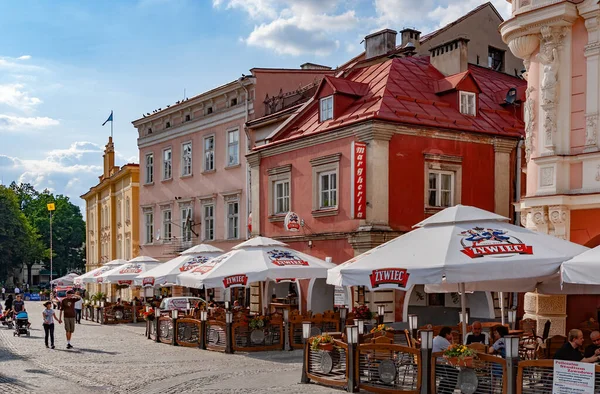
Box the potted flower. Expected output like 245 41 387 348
443 344 476 368
143 309 155 322
370 324 395 338
311 334 335 352
352 305 374 321
249 315 268 330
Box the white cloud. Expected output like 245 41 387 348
0 83 43 111
213 0 279 20
17 55 31 61
0 115 59 131
428 1 511 29
0 57 46 73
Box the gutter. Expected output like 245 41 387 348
236 76 251 239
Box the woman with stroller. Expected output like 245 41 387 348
4 294 13 311
42 301 61 348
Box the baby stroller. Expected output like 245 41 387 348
0 310 13 329
13 311 30 336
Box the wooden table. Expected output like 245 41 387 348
509 329 525 336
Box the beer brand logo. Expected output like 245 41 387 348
275 278 296 283
119 264 143 274
223 274 248 288
179 256 210 272
118 280 133 285
94 266 111 277
460 227 533 258
284 212 300 232
96 277 104 283
142 277 155 287
268 249 308 266
369 268 410 289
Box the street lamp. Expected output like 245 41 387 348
339 306 347 332
377 304 385 324
47 202 55 284
419 329 434 394
301 322 312 384
459 311 469 324
408 314 419 339
346 325 359 392
356 319 365 335
508 309 517 330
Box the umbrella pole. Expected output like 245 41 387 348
460 283 467 343
499 292 505 326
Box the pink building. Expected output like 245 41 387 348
132 67 334 259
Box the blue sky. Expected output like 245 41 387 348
0 0 511 211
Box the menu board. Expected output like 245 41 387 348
553 360 595 394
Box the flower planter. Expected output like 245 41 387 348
319 343 334 352
445 356 473 368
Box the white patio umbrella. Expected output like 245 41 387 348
134 244 223 287
50 272 79 286
99 256 161 285
74 259 128 285
176 236 336 291
327 205 588 338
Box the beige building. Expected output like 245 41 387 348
81 137 140 299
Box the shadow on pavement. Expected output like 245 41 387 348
0 373 31 389
24 369 50 375
242 350 304 364
51 347 119 355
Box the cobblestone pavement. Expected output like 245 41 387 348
0 302 337 393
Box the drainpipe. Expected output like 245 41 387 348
513 139 524 309
236 76 251 239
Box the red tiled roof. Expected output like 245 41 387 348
433 71 482 94
259 56 525 149
322 76 369 97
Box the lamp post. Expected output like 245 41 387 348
225 301 230 311
504 335 520 394
100 301 105 325
346 325 359 392
47 202 55 286
420 329 434 394
172 309 179 346
225 311 233 354
356 319 365 341
458 311 469 325
507 309 517 331
339 306 347 333
377 304 385 324
301 322 312 384
132 299 137 324
199 310 208 350
155 307 161 343
408 314 419 340
186 301 191 317
283 308 291 351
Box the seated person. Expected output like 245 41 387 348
584 330 600 358
555 329 599 363
433 327 458 394
488 325 508 357
233 300 242 310
464 321 489 345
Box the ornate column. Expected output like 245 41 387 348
548 205 570 240
493 139 518 217
583 10 600 152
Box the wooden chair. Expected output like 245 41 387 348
544 335 567 359
519 318 537 337
579 318 599 331
542 320 551 341
466 342 487 354
519 336 539 360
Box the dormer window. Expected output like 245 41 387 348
147 128 152 135
459 92 476 116
207 107 213 115
165 122 171 128
185 114 191 122
230 98 237 106
319 96 333 122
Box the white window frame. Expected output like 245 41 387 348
318 170 338 209
319 95 333 122
459 91 476 116
181 141 192 177
204 135 215 172
162 209 172 242
145 153 154 184
273 180 290 214
162 147 172 180
310 154 340 215
227 201 239 240
227 129 239 167
144 210 154 244
427 170 454 208
203 204 215 241
181 205 193 243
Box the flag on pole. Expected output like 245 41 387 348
102 111 113 126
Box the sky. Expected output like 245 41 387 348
0 0 512 212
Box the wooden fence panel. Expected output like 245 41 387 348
176 318 202 347
158 316 173 344
306 339 349 389
358 340 420 393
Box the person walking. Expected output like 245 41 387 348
4 294 13 312
1 286 5 300
14 286 20 296
42 301 61 349
58 290 80 349
74 292 82 324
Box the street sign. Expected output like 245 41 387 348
47 203 55 211
334 286 346 307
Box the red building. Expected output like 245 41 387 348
247 30 527 321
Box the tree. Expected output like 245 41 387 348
0 186 30 283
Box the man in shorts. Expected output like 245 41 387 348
59 290 80 349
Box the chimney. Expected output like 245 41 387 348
364 29 397 60
399 28 421 50
429 38 469 76
300 62 332 70
103 137 116 179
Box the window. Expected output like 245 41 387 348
319 96 333 122
428 170 454 207
274 180 290 214
204 204 214 241
319 171 337 209
125 238 131 260
165 121 171 129
185 114 191 122
227 201 239 239
145 153 154 184
207 107 213 114
181 206 193 242
144 211 154 244
227 129 239 166
148 128 152 135
116 199 122 225
117 239 122 259
488 46 505 72
125 198 131 222
230 98 237 106
163 148 172 180
204 136 215 171
163 210 172 241
459 92 476 116
181 142 192 176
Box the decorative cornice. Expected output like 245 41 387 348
493 138 519 153
220 189 243 199
246 152 262 168
423 153 463 163
309 153 341 167
197 193 217 202
267 164 292 176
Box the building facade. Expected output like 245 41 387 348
248 29 527 322
501 0 600 334
132 68 334 260
81 137 140 297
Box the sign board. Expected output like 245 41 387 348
351 141 367 219
24 293 41 301
553 360 595 394
334 286 346 307
284 211 301 232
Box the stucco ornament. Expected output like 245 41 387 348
585 113 598 149
524 86 536 162
538 47 559 105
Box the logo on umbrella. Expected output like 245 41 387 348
94 266 111 277
459 227 533 258
119 264 143 274
268 249 309 266
223 274 248 288
118 280 133 285
179 256 210 272
369 268 410 289
142 277 155 287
